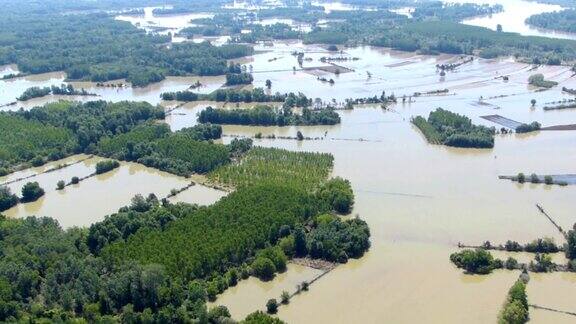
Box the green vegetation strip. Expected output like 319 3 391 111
209 147 334 189
412 108 495 148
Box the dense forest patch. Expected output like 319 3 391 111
0 100 163 173
0 13 252 87
198 105 341 126
526 9 576 34
412 108 495 148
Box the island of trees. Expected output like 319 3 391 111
17 84 95 102
526 9 576 33
412 108 495 148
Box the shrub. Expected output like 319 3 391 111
317 177 354 214
498 280 528 324
56 180 65 190
544 175 553 185
281 291 290 304
251 257 277 281
528 73 558 88
95 160 120 174
296 131 304 141
242 311 285 324
71 176 80 184
450 249 498 274
516 173 525 183
266 299 278 314
504 257 518 270
515 122 540 133
0 187 19 212
21 182 44 203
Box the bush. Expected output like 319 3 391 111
544 175 553 185
30 156 44 167
498 280 528 324
516 173 525 183
530 173 539 183
257 247 287 273
528 73 558 88
266 299 278 314
278 235 295 257
95 160 120 174
281 291 290 304
529 253 554 272
242 311 285 324
296 131 304 141
566 229 576 260
450 249 498 274
56 180 65 190
317 177 354 214
252 257 277 281
524 238 558 253
21 182 44 203
71 176 80 184
515 122 541 133
504 257 518 270
0 187 19 212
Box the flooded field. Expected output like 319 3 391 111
189 42 576 323
2 5 576 320
2 156 225 228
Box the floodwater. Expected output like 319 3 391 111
209 263 323 320
0 72 225 110
453 0 576 40
115 7 213 36
2 156 226 228
202 41 576 323
2 8 576 321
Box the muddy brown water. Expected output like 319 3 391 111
1 37 576 323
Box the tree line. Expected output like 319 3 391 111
198 105 341 126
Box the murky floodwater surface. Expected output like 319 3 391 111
2 1 576 322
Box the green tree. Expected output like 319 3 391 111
280 291 290 304
266 299 278 314
293 227 308 257
296 131 304 141
21 182 44 202
265 79 272 89
252 257 276 281
0 187 19 212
